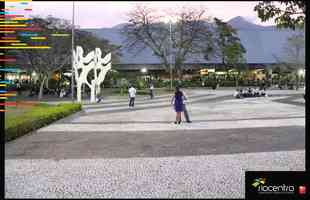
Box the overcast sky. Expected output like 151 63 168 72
8 1 277 28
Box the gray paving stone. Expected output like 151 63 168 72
5 89 305 198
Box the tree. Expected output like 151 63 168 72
13 16 72 100
254 1 305 30
213 18 246 87
14 16 120 100
225 43 247 87
121 5 214 80
273 33 305 89
284 33 305 89
284 33 305 65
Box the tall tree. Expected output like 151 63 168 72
212 18 246 87
121 5 214 80
284 33 305 89
14 16 72 100
213 18 246 66
225 43 247 87
273 33 305 89
254 1 305 30
14 16 120 100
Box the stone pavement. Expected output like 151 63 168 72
5 89 305 198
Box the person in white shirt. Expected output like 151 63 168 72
149 83 154 99
128 85 137 107
233 89 239 98
59 88 66 98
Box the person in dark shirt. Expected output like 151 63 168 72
171 86 184 124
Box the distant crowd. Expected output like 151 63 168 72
233 87 267 98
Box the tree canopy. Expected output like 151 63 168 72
121 5 214 80
213 18 246 67
254 1 305 30
12 15 120 99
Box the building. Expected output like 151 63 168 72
85 16 304 82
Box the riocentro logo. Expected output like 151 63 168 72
252 178 266 188
252 178 295 194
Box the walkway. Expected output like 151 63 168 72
5 89 305 198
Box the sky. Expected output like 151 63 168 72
7 1 277 28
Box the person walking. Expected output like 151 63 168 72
16 81 22 95
182 90 192 123
128 85 137 108
149 83 154 99
171 86 184 124
59 88 66 98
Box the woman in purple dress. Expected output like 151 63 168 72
171 86 184 124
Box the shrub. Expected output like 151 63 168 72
220 80 236 87
5 103 82 142
119 78 129 95
136 90 150 95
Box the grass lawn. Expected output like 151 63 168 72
5 102 82 142
5 101 44 120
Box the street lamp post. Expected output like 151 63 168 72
169 20 173 90
71 1 75 102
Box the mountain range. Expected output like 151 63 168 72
83 16 304 65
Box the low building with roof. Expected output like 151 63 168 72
85 16 304 84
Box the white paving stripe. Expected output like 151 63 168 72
5 150 305 198
82 94 210 109
83 94 231 113
37 118 305 132
82 95 296 111
292 98 305 103
82 94 176 107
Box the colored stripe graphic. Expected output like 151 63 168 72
0 28 41 31
0 12 16 14
11 43 27 46
0 81 11 84
9 18 31 21
0 31 15 33
0 18 30 21
0 24 27 27
0 68 20 72
0 46 50 49
0 84 7 87
0 0 31 1
2 15 24 17
0 59 16 62
0 21 19 24
0 102 17 106
0 21 19 23
1 8 17 11
0 93 16 97
0 40 20 42
0 103 17 107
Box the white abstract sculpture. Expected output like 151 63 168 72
73 46 112 103
94 47 112 97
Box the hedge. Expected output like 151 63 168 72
5 103 82 142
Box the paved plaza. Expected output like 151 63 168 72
5 89 305 198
